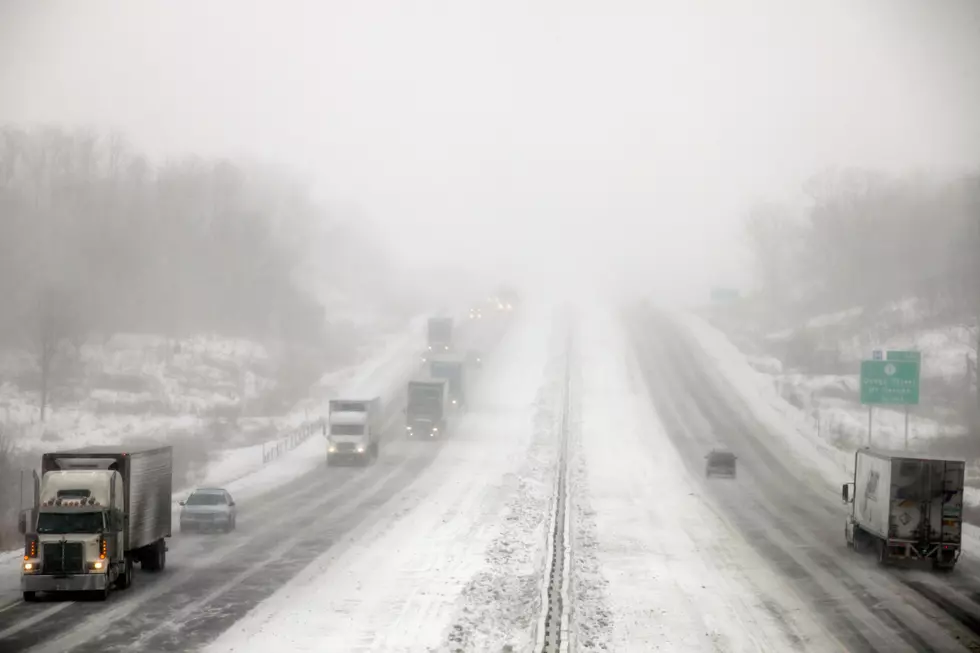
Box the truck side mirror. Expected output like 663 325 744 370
17 508 33 535
841 484 849 503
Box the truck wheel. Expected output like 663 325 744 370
116 557 133 589
876 540 889 566
852 528 864 554
23 591 37 602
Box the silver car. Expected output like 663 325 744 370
179 488 237 533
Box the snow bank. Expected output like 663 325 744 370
204 306 556 653
569 309 836 652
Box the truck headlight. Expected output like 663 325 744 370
23 561 38 573
328 446 337 453
88 561 105 572
356 446 365 453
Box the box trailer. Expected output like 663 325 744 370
843 448 964 570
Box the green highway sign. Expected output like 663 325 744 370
886 350 921 363
860 360 920 405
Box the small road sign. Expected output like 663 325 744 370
872 350 883 361
886 350 921 363
860 360 920 405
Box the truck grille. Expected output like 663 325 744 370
43 542 85 575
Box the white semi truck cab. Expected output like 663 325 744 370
19 446 172 601
843 448 964 571
326 398 383 466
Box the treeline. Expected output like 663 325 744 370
0 126 329 346
743 168 980 318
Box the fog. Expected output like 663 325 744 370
2 0 979 302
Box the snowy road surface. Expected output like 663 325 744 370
569 310 838 652
627 306 980 653
7 302 980 652
205 305 559 652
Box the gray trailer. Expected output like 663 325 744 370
406 379 450 439
843 448 964 570
427 317 454 353
428 356 467 408
19 445 172 600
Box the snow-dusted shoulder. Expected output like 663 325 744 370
569 309 839 652
204 306 557 653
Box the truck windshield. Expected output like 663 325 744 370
331 424 364 435
36 511 104 534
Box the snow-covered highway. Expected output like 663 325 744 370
6 304 980 652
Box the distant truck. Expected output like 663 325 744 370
326 398 383 465
843 448 964 570
19 445 172 601
405 379 450 439
427 317 454 353
428 356 467 408
495 286 520 312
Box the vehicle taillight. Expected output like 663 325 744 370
25 536 38 559
99 536 107 560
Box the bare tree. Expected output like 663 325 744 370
33 287 78 422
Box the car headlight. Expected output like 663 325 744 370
432 427 438 432
328 446 337 453
356 446 365 453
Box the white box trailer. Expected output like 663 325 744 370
327 398 383 466
843 448 964 570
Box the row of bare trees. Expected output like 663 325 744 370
743 168 980 320
0 126 364 419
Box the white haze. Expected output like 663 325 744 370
1 0 978 303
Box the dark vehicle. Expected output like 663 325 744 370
705 449 737 478
427 317 453 353
428 357 466 408
406 379 450 439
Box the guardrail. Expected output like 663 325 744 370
261 419 323 464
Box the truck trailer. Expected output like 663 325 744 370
19 445 173 601
406 379 450 439
326 398 383 465
427 317 454 353
428 356 467 408
843 448 964 570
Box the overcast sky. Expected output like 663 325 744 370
2 0 978 303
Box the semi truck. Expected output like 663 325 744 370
405 379 450 439
326 398 383 466
842 448 964 570
19 445 173 601
427 317 454 353
428 356 467 408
